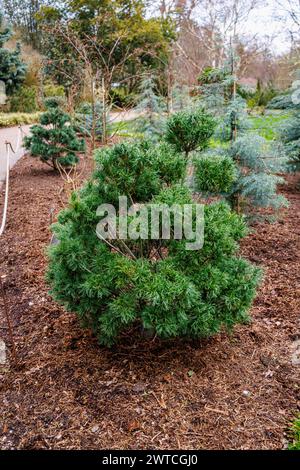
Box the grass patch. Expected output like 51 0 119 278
108 118 142 138
248 112 291 140
288 417 300 450
109 112 292 143
0 112 41 128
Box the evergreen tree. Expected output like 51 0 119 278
195 134 288 217
229 135 288 213
268 70 300 111
0 11 26 95
134 75 167 141
245 80 277 110
171 84 194 112
267 93 295 110
215 96 250 142
280 112 300 171
198 65 234 111
277 73 300 172
24 98 85 170
165 108 216 159
195 50 288 217
47 139 261 346
74 101 105 141
198 51 250 142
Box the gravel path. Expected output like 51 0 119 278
110 109 141 122
0 125 31 184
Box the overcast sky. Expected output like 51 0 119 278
241 1 295 53
149 0 298 55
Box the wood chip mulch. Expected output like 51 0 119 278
0 154 299 450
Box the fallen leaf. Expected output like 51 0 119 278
127 420 140 432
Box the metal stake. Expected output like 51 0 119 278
0 274 17 364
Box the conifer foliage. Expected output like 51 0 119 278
47 137 261 346
194 153 237 194
75 102 104 140
0 11 26 95
229 135 288 212
165 108 216 158
277 77 300 171
134 75 166 140
195 133 288 216
171 85 193 112
281 112 300 171
195 54 288 217
24 99 85 170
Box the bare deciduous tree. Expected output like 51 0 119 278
275 0 300 42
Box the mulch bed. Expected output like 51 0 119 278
0 153 299 450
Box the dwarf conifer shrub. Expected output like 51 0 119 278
268 94 293 110
47 139 261 346
151 141 187 184
165 109 216 158
24 99 85 170
194 154 237 194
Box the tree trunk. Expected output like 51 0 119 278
90 74 96 151
101 77 108 144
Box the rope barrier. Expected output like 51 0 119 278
0 125 24 236
0 125 24 364
0 141 10 237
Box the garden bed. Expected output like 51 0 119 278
0 153 299 450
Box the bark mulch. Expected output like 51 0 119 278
0 154 299 450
